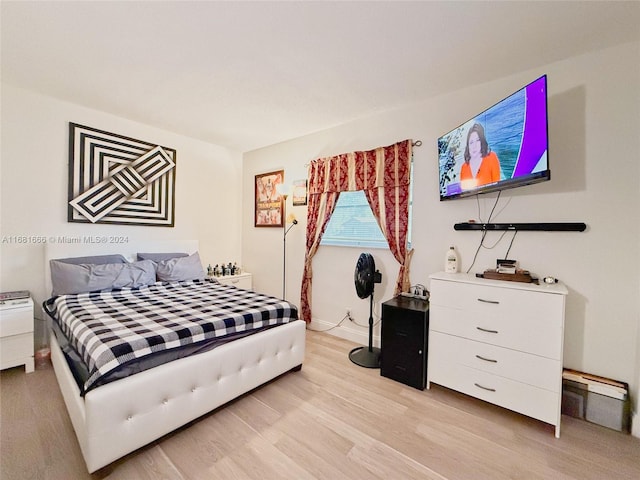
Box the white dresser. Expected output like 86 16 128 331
215 272 252 290
427 272 567 437
0 297 35 373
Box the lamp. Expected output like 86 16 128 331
277 184 298 300
283 213 298 300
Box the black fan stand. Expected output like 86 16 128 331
350 253 382 368
348 293 381 368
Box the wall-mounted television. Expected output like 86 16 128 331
438 75 549 201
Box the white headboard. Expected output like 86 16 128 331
44 240 199 297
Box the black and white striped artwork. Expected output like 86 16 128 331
68 123 176 226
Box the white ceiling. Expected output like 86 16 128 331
2 1 639 152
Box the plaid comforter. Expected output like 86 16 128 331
48 280 298 394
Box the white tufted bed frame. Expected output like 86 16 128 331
44 241 306 473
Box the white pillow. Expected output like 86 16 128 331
50 260 156 296
156 252 205 282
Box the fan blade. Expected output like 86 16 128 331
354 253 375 299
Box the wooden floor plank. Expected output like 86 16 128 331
1 331 639 479
272 431 371 480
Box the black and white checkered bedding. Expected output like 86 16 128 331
48 280 298 394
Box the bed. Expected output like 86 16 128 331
43 241 306 473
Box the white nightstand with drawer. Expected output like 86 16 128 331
0 297 35 373
427 272 567 437
215 272 252 290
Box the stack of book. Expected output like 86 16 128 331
496 259 517 274
480 259 539 283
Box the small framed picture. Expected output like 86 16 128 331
292 179 308 206
255 170 284 227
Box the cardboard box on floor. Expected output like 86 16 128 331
561 369 630 432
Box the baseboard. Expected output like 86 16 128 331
632 410 639 438
308 318 380 348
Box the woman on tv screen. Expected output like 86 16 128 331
460 122 502 190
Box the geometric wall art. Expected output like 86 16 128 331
68 123 176 227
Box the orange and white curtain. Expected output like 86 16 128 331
300 139 413 323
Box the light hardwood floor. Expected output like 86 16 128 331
2 330 639 479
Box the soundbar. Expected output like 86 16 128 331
454 222 587 232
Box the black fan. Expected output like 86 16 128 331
349 253 382 368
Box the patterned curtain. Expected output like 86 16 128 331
300 139 413 323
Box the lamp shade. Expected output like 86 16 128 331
286 213 297 224
276 183 290 198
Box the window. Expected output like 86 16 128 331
321 182 413 249
321 190 389 248
320 158 413 249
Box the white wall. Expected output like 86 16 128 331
242 42 640 432
0 84 243 344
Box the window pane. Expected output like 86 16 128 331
321 191 389 248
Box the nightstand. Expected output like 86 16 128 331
215 272 252 290
381 296 429 389
0 297 35 373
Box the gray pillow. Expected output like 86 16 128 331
156 252 205 282
50 259 156 296
136 252 188 262
55 254 128 265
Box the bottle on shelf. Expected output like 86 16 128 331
445 246 459 273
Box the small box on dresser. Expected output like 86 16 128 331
562 369 631 432
0 297 35 373
427 272 567 437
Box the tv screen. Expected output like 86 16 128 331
438 75 549 201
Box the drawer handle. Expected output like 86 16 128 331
474 383 496 392
477 298 500 305
475 354 497 363
476 326 499 334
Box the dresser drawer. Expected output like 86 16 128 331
380 347 426 390
0 333 34 369
0 303 34 337
430 304 562 359
382 313 425 346
429 281 564 359
428 351 560 425
216 274 252 290
430 278 565 321
429 331 561 392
